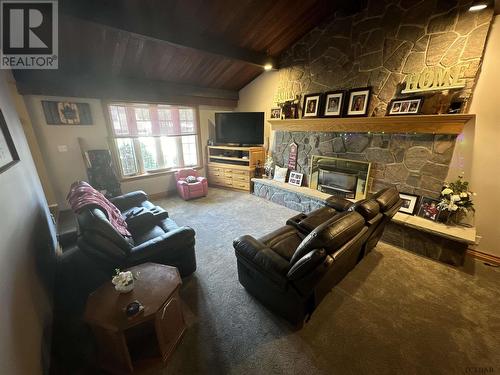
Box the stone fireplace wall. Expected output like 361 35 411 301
275 0 494 115
273 131 456 197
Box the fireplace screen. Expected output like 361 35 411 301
310 156 371 200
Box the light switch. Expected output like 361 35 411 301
57 145 68 152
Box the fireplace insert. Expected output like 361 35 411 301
309 156 371 200
318 169 358 198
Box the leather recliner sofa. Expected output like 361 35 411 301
77 191 197 277
234 210 371 327
233 187 402 327
56 191 196 310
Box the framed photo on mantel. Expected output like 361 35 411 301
346 87 371 117
302 93 322 118
323 90 345 117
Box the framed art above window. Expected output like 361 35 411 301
106 103 201 178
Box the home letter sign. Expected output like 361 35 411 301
401 64 469 94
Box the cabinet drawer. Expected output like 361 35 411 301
233 174 249 182
232 169 247 176
233 182 250 190
209 176 225 184
209 170 222 177
209 166 223 173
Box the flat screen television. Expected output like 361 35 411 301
215 112 264 146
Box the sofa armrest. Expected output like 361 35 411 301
325 196 353 211
129 226 195 263
287 248 326 281
110 191 148 212
233 235 289 286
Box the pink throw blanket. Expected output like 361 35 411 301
67 181 131 237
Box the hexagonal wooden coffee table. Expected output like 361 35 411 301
84 263 186 374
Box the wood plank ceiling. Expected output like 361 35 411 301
14 0 363 105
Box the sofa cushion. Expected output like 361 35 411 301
348 199 380 221
77 207 133 251
296 206 338 233
373 187 400 212
133 225 167 246
259 225 303 261
290 211 365 265
325 196 353 211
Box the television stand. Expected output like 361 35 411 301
207 146 265 192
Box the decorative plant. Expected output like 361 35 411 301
112 268 135 290
437 175 475 223
264 155 274 177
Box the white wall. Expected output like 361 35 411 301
467 15 500 257
0 72 56 374
237 71 280 151
24 96 234 208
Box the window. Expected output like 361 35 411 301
108 103 200 177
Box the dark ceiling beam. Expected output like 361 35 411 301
14 71 239 107
59 0 278 69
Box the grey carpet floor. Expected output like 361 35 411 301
151 188 500 375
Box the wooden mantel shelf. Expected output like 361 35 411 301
269 114 475 135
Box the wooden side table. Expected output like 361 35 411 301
84 263 186 374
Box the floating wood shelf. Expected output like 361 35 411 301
269 114 475 135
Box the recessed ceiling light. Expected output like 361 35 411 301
264 64 273 71
469 1 488 11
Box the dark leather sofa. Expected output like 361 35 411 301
56 191 196 310
233 187 402 327
288 187 403 257
77 190 197 276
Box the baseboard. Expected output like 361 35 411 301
466 248 500 265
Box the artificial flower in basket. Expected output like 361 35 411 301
112 269 136 293
437 175 475 225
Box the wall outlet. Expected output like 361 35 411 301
57 145 68 153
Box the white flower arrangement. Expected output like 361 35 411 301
112 269 135 293
437 175 474 215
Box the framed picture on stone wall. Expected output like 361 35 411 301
387 97 424 116
302 93 322 118
346 87 371 117
399 193 419 215
288 171 304 187
322 90 345 117
416 197 441 221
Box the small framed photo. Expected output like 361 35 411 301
270 107 282 119
416 197 441 221
387 97 424 116
399 193 419 215
347 87 371 116
288 171 304 187
273 165 288 183
323 91 345 117
302 93 322 118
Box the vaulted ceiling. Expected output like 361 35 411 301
14 0 364 106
